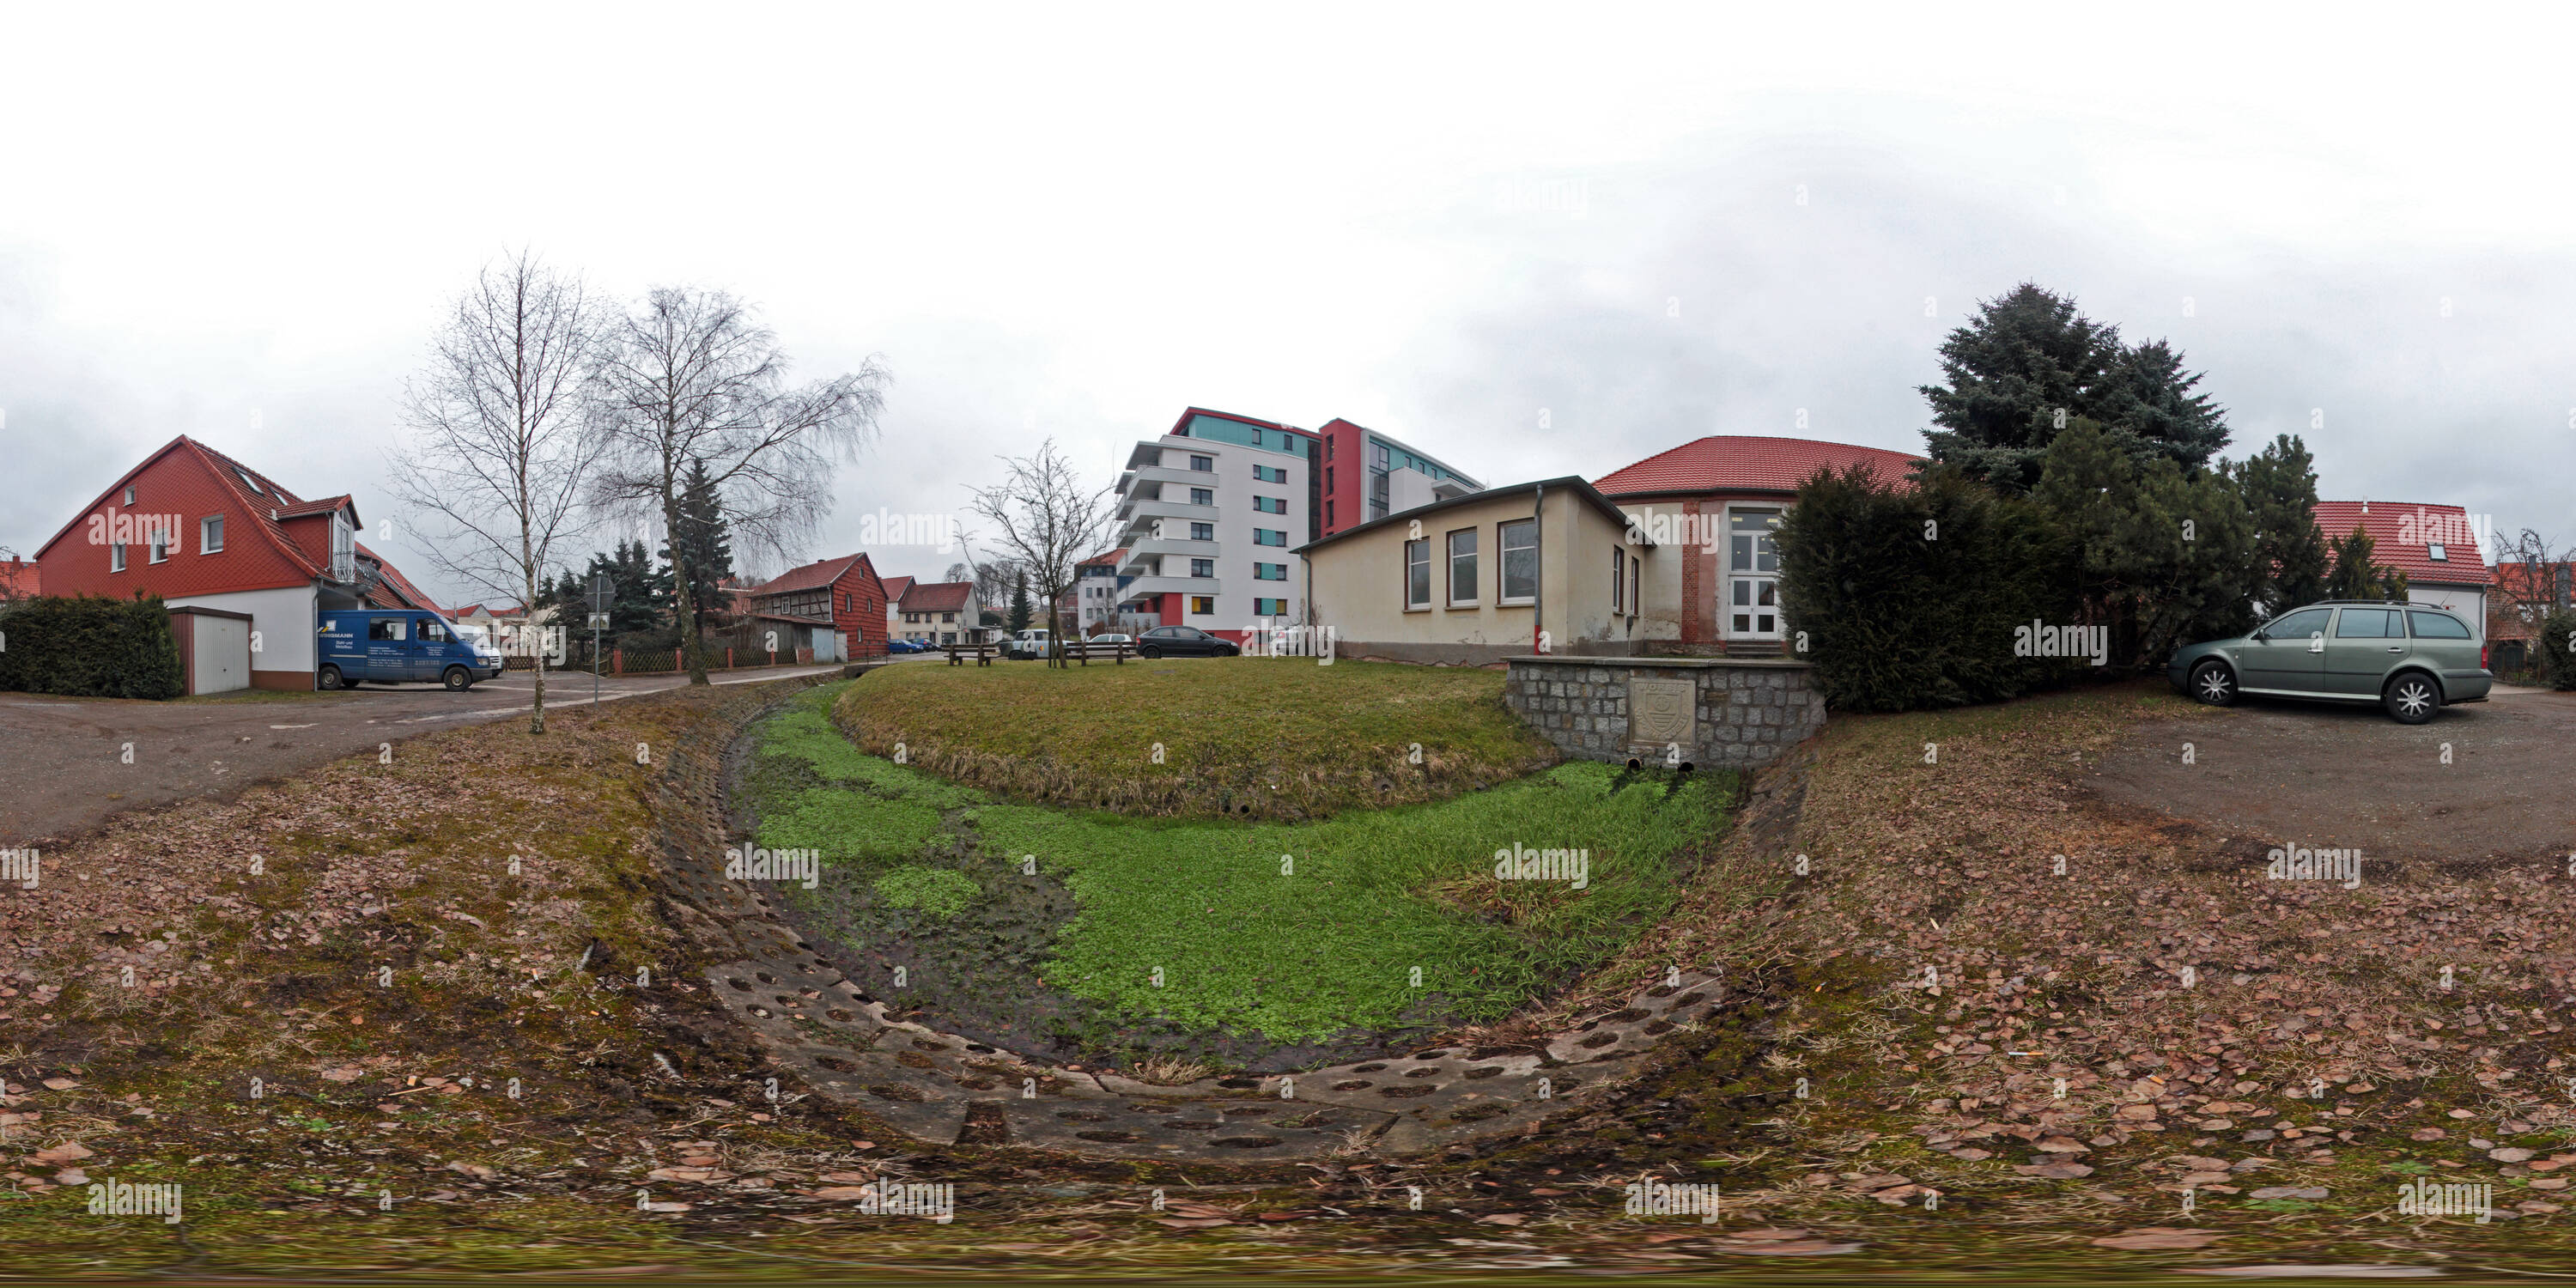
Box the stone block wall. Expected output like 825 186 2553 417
1503 655 1824 769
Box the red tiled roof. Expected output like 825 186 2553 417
1593 436 1926 498
898 580 973 613
879 574 915 604
2313 501 2491 587
1077 548 1126 568
359 544 443 615
752 555 864 598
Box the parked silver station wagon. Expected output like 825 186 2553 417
2167 601 2491 725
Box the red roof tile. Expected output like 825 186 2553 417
1593 435 1926 498
2313 501 2491 587
752 556 864 598
878 574 915 604
898 580 973 613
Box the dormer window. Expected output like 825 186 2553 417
235 467 265 496
2427 543 2448 562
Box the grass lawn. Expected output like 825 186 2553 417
749 683 1735 1062
833 656 1557 820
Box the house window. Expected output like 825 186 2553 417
1405 538 1431 609
1255 465 1286 483
233 468 264 495
331 513 355 582
1189 521 1215 541
1254 562 1286 580
942 611 956 623
111 543 126 573
1253 495 1286 514
1190 559 1216 578
1191 454 1214 472
123 485 137 505
1189 596 1215 615
1326 499 1335 526
148 525 171 563
201 515 224 553
1447 528 1478 606
1190 488 1213 506
1630 554 1639 617
1612 548 1625 612
2427 543 2448 562
1499 519 1537 604
1254 529 1286 547
1728 508 1783 638
1255 597 1286 616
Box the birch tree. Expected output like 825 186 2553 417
966 440 1112 668
387 251 603 733
591 286 888 683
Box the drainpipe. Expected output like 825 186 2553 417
1532 483 1544 655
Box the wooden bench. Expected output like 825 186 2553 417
1063 639 1137 665
943 642 999 666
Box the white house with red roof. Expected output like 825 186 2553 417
2313 500 2492 637
33 436 447 690
893 580 981 646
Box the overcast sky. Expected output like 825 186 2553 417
6 6 2573 601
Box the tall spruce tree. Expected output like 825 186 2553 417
2032 418 2256 668
1006 568 1033 635
2232 434 2330 617
660 458 736 622
1922 283 2230 492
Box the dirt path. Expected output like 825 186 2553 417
0 664 842 845
2088 683 2576 864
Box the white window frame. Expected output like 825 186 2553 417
201 514 225 554
111 543 127 573
1612 547 1625 612
148 525 171 563
1498 519 1537 605
1446 527 1479 607
1404 538 1431 611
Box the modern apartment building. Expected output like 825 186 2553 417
1109 408 1480 641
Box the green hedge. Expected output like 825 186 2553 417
0 594 187 699
1775 464 2079 712
2541 608 2576 691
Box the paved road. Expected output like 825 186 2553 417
0 665 844 846
2091 683 2576 866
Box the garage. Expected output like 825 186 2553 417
166 605 252 696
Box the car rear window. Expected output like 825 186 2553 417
2407 611 2472 640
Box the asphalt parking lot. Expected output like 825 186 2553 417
2090 683 2576 866
0 664 843 846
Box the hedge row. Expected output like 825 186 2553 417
0 594 186 699
1774 465 2081 712
2541 608 2576 692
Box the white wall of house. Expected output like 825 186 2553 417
167 584 317 683
2409 585 2488 639
1114 434 1309 634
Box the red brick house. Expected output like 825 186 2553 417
33 435 445 690
1593 435 1926 654
745 553 889 661
0 556 38 600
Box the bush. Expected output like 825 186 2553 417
2540 609 2576 691
0 594 186 699
1776 464 2078 712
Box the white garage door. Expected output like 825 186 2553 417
193 615 251 695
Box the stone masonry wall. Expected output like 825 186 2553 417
1504 656 1824 769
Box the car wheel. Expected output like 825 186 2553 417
2383 672 2439 724
1139 645 1162 659
443 665 473 692
2188 659 2236 707
319 665 348 691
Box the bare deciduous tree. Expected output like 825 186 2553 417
965 440 1112 668
592 286 889 683
386 251 603 733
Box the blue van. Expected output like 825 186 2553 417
316 609 504 691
